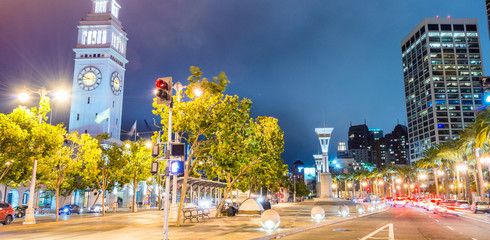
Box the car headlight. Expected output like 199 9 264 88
64 208 69 212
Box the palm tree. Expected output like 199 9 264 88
438 140 462 199
419 147 441 198
472 112 490 201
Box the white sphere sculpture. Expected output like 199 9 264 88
311 206 325 220
368 203 376 212
356 204 365 214
260 209 280 230
338 205 349 216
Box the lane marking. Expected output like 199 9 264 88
435 219 439 222
472 238 477 240
447 226 454 230
360 223 394 240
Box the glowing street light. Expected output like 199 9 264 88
145 141 152 148
419 174 427 180
193 88 203 97
410 184 414 189
332 184 337 189
125 143 131 149
456 164 468 172
395 178 402 184
347 183 352 188
18 92 30 102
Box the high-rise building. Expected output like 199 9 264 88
69 0 128 140
369 128 384 141
374 124 409 167
348 124 376 164
401 18 483 162
485 0 490 40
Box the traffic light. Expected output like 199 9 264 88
479 77 490 105
171 143 185 157
151 161 159 174
155 77 173 105
366 187 371 192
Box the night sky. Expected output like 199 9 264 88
0 0 488 168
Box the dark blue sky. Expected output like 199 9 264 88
0 0 488 168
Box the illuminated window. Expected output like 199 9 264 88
112 2 120 18
95 2 107 13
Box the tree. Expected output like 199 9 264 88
0 98 58 185
82 133 124 216
210 116 284 217
38 132 99 221
121 139 152 212
295 181 309 198
153 67 245 224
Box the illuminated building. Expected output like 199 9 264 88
69 0 128 139
401 18 483 162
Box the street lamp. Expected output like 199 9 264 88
17 87 66 225
396 178 402 184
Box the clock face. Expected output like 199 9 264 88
77 66 102 91
111 72 122 95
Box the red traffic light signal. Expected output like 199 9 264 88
366 187 371 192
155 77 172 105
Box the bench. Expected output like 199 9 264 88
182 207 210 223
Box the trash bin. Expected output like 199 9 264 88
262 201 271 210
227 206 237 216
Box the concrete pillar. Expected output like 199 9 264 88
198 185 201 203
190 185 194 204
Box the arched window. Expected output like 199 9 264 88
81 31 88 44
87 31 93 45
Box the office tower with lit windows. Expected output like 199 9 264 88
401 18 484 162
485 0 490 40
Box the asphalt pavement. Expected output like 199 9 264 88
281 206 490 240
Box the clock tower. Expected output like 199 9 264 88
69 0 128 140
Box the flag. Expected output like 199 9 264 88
95 108 110 124
128 120 137 137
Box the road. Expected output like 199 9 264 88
1 205 489 239
281 206 490 240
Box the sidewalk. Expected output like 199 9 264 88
0 202 388 240
162 202 388 240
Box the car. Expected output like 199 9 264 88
58 205 80 215
425 199 442 211
87 204 108 213
470 201 489 213
392 197 406 207
0 202 15 225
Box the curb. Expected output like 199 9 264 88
251 207 390 240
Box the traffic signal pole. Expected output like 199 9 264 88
163 102 172 240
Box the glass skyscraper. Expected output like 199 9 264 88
401 18 484 162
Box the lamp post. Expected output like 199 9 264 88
18 87 68 224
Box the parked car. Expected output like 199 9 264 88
87 204 108 213
0 202 15 225
470 201 489 214
14 205 36 218
58 205 80 215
